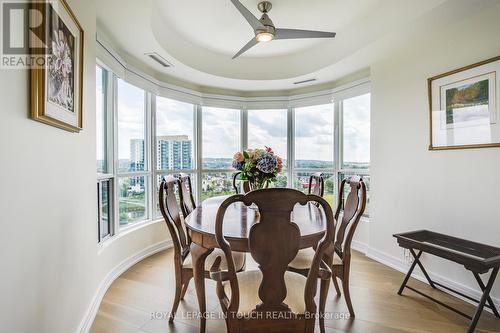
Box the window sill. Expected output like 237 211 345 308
98 218 164 254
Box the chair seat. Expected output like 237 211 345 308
288 248 315 270
223 270 307 315
183 248 245 272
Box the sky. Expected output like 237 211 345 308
112 78 370 165
295 103 335 163
202 107 240 159
342 93 370 164
156 96 194 140
117 79 145 160
248 109 287 163
96 67 104 162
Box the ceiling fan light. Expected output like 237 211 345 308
256 32 274 42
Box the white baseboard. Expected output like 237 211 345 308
357 243 500 313
76 240 173 333
351 240 368 255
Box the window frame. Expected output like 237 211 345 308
96 62 115 242
115 77 152 228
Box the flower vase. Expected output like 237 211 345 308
248 181 265 212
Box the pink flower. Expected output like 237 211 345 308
265 146 274 154
276 157 283 172
233 152 244 162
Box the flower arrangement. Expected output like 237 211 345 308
232 147 283 190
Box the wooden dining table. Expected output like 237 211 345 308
184 195 327 333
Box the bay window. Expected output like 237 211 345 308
95 57 371 243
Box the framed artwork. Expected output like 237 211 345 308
428 56 500 150
31 0 84 132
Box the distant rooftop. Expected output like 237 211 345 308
157 135 189 141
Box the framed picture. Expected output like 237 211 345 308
31 0 84 132
428 56 500 150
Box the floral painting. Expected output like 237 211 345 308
47 4 75 113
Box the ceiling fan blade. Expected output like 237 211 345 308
230 0 264 30
275 28 336 40
232 38 258 59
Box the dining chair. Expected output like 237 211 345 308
178 173 196 218
232 171 250 194
288 176 367 318
308 172 324 197
288 173 326 277
210 188 335 333
158 176 246 322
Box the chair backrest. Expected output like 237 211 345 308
232 172 250 194
159 176 190 260
178 173 196 218
308 172 324 197
215 189 335 317
333 176 366 261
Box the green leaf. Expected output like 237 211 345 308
243 151 249 159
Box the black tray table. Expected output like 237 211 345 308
393 230 500 333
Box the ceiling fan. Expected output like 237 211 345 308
230 0 336 59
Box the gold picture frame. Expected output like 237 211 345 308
428 55 500 150
30 0 84 132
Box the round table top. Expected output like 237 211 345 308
185 195 327 251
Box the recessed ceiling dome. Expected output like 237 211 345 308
96 0 476 91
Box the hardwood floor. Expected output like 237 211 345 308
90 249 500 333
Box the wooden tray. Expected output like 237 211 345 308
393 230 500 273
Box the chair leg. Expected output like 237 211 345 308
332 276 341 296
319 278 330 333
169 276 183 323
180 276 192 300
342 277 355 318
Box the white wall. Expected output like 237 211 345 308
370 3 500 300
0 1 168 332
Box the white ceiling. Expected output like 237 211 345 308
96 0 496 92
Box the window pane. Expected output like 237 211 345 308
338 173 370 217
99 180 112 240
96 66 107 173
342 94 370 169
248 109 287 168
117 79 146 173
119 176 147 226
295 104 334 169
201 173 235 201
294 172 334 205
202 107 240 169
156 97 194 171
